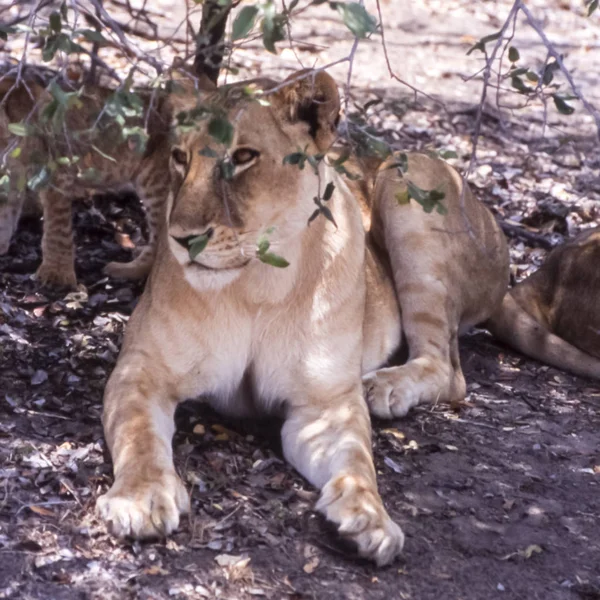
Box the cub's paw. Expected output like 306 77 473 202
96 473 190 539
316 474 404 566
363 361 450 419
35 263 77 289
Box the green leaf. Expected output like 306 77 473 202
396 189 410 205
7 123 30 137
77 29 110 45
511 75 532 94
525 71 539 82
508 46 520 62
334 2 377 38
542 61 559 85
439 150 458 160
322 181 335 201
10 147 21 159
406 181 446 213
188 233 211 260
466 30 502 55
261 2 286 53
0 24 16 40
436 201 448 216
42 36 60 61
319 205 337 227
56 155 80 166
283 151 307 170
369 138 392 159
257 236 270 255
49 11 62 33
208 116 234 146
588 0 598 15
283 152 303 165
308 208 320 224
552 94 575 115
258 251 289 268
232 6 259 41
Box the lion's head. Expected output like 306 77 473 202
164 70 341 290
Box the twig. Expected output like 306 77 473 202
84 0 162 74
467 0 521 177
518 1 600 142
374 0 445 109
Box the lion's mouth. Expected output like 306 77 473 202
187 257 252 271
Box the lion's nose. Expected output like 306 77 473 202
172 227 214 249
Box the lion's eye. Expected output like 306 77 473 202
171 147 188 167
231 147 260 166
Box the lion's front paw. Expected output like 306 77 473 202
316 475 404 566
35 262 77 289
363 361 451 419
96 473 190 539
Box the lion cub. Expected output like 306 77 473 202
0 72 173 288
487 228 600 378
96 70 509 565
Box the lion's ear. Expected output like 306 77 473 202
275 70 340 151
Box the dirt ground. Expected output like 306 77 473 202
1 1 600 599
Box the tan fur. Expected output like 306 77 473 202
0 75 174 288
96 70 509 565
487 228 600 379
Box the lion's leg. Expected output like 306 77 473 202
364 199 464 419
282 389 404 565
96 366 189 539
104 162 168 280
35 187 77 288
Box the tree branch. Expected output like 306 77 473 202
518 1 600 142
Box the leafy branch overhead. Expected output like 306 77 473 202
230 1 377 55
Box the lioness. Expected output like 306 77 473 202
96 70 509 565
487 228 600 379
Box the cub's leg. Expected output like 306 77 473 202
0 189 25 255
103 160 169 280
282 388 404 565
96 362 189 538
35 187 77 288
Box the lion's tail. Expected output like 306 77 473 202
485 293 600 380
